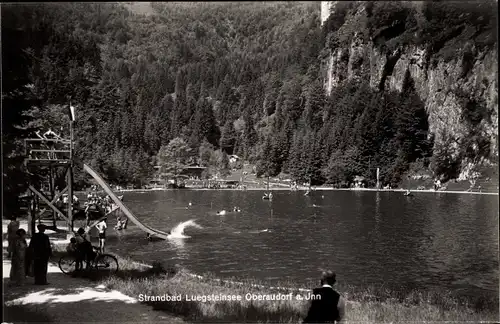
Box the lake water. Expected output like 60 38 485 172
96 190 499 301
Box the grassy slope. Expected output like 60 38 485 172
96 255 498 323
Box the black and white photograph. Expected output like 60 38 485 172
2 1 499 323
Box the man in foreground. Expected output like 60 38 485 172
303 270 346 323
29 224 52 285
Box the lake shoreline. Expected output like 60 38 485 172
5 230 497 323
50 241 500 323
101 254 499 323
75 187 499 195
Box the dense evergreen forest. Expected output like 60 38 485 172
2 2 497 215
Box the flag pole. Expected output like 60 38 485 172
68 101 75 233
69 101 74 161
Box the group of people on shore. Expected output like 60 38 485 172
84 191 127 230
7 188 123 284
66 226 101 274
78 190 129 261
8 218 346 323
7 218 52 286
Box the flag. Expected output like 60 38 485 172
68 104 76 121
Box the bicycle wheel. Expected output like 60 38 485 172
59 255 77 275
94 254 119 275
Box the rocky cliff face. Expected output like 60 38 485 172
320 1 498 179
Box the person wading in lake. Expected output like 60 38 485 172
29 224 52 285
303 270 346 323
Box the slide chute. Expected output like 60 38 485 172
83 164 170 239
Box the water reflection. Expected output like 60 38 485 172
418 193 499 293
168 237 187 253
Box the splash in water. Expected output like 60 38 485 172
168 219 202 239
246 228 271 234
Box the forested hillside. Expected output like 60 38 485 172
2 1 498 214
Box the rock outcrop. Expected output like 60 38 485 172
320 1 498 178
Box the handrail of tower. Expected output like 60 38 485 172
25 138 71 161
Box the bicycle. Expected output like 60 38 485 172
59 246 119 276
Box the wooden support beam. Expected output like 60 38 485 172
67 167 74 233
26 160 71 167
84 203 106 226
28 186 70 223
69 119 74 234
28 149 72 154
34 194 40 228
25 138 70 143
36 186 68 220
87 206 119 230
49 166 56 228
28 190 34 236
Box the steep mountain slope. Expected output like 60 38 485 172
2 1 497 193
320 1 498 180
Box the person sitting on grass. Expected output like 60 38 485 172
121 217 128 229
115 216 123 230
303 270 346 323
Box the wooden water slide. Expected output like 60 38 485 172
83 163 170 240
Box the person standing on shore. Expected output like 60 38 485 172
7 216 20 258
303 270 346 323
75 227 94 272
29 224 52 285
9 229 28 286
95 218 107 254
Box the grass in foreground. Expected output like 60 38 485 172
95 260 499 323
47 243 499 323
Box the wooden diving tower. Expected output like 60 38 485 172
23 138 170 239
22 104 169 239
24 135 75 237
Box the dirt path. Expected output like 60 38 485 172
3 246 186 323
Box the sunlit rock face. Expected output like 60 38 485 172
320 1 336 26
320 1 498 177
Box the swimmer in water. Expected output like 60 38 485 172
233 206 241 212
